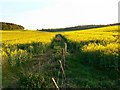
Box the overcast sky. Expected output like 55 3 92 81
0 0 119 29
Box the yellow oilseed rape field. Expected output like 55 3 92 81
1 25 119 45
63 26 119 42
63 26 119 56
1 30 57 44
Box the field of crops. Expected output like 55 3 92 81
1 25 120 88
1 26 119 44
1 30 56 44
63 26 119 69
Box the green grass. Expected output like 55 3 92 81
65 54 119 88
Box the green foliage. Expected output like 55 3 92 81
67 40 119 70
2 42 48 67
1 22 24 30
65 54 120 88
2 44 31 66
16 42 48 55
19 72 48 88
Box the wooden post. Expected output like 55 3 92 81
64 42 67 53
62 49 65 67
59 60 65 78
52 77 60 90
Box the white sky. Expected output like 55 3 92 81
0 0 119 29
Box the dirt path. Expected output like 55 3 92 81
31 34 68 73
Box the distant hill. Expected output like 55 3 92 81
38 23 120 32
0 22 24 30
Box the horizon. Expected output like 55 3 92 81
1 21 119 30
0 0 119 30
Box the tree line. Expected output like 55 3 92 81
38 23 120 32
0 22 24 30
